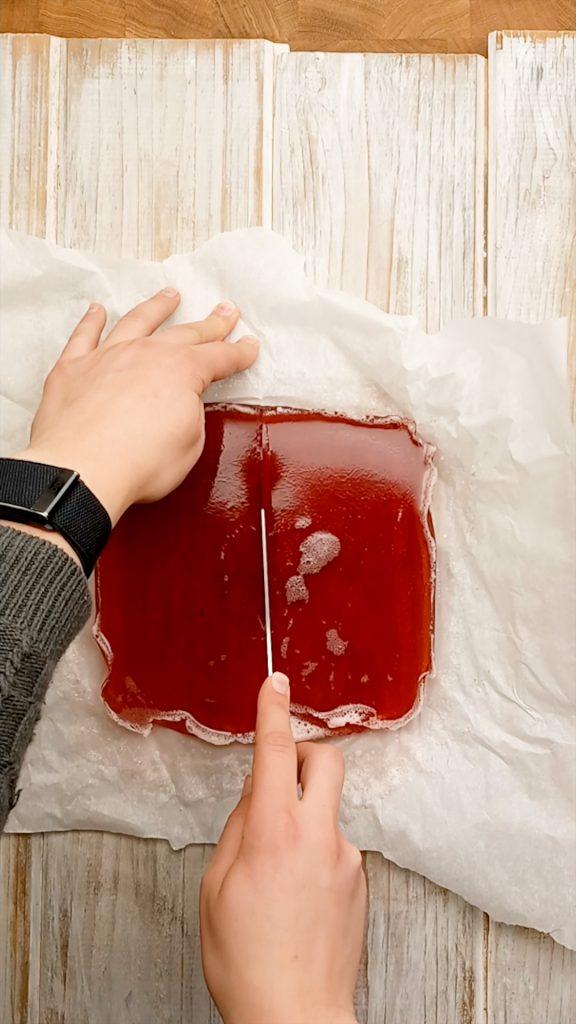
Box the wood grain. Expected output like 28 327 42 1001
0 835 35 1023
10 36 280 257
38 832 189 1022
364 856 485 1024
483 37 573 999
0 29 575 1024
0 33 51 237
485 28 576 1024
487 31 576 320
487 921 576 1024
271 50 485 328
1 1 575 55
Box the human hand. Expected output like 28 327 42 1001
200 673 366 1024
13 290 258 525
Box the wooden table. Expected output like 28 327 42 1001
0 30 575 1023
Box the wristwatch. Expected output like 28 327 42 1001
0 458 111 576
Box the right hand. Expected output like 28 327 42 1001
200 673 366 1024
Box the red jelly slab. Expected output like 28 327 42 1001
97 406 435 742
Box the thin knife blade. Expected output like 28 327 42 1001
260 506 273 676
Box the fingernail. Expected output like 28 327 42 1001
161 286 179 297
86 303 100 314
271 672 290 695
243 335 259 346
214 300 237 316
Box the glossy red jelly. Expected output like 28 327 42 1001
97 406 435 742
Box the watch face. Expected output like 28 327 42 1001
32 467 79 519
0 461 78 528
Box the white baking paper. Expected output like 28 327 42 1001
1 227 574 948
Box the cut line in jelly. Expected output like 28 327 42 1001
95 405 436 744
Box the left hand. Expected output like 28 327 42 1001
12 289 259 526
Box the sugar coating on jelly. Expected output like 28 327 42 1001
285 574 309 604
326 628 348 656
298 531 341 576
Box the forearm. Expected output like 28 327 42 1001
0 526 91 830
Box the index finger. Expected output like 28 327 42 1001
250 674 298 817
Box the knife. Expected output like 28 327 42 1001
260 506 274 676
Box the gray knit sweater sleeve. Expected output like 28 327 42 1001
0 526 91 830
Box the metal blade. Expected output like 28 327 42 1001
260 506 273 676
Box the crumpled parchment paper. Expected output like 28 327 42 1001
1 227 574 948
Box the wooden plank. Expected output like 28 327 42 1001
0 33 51 237
36 832 188 1023
0 832 45 1024
0 34 281 255
272 50 485 329
486 29 576 1024
364 855 485 1024
181 845 223 1023
487 922 576 1024
42 35 279 257
487 31 576 320
0 834 34 1024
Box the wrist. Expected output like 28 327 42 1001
1 453 114 574
226 1010 358 1024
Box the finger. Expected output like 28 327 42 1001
104 287 181 346
158 301 239 345
250 674 298 818
297 741 345 822
191 336 259 391
204 777 251 888
60 303 107 360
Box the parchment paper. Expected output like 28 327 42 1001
1 227 574 948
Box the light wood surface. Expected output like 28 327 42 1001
0 0 575 55
271 50 485 329
488 31 576 321
0 30 575 1024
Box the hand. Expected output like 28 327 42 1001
200 673 366 1024
12 290 259 525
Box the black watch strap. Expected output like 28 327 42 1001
0 458 111 576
